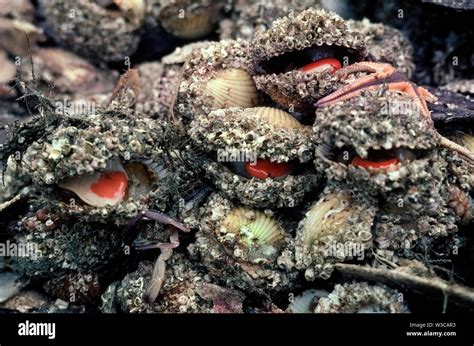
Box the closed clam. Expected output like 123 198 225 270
205 69 258 110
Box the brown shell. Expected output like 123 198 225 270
253 107 304 129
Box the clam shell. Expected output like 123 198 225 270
205 69 258 110
221 207 285 247
58 159 128 207
300 191 353 246
252 107 304 129
162 12 214 40
461 134 474 152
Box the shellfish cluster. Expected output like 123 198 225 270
0 1 473 314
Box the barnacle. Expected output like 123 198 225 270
39 0 142 62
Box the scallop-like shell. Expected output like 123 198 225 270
161 12 214 40
252 107 304 130
221 207 285 248
300 191 356 246
205 69 258 110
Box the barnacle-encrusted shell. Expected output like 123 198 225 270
312 91 448 195
314 91 436 158
135 62 181 119
161 41 213 65
17 111 184 221
252 71 341 112
314 281 410 313
187 193 298 294
188 106 320 208
189 107 312 163
374 210 459 265
248 8 366 110
294 188 376 280
205 69 258 110
23 115 166 185
7 220 126 279
202 160 321 208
